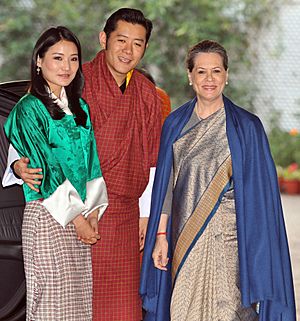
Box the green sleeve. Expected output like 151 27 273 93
4 95 66 201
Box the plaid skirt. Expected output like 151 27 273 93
22 201 93 321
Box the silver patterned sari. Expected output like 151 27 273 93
170 107 258 321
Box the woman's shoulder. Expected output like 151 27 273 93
15 93 44 109
165 98 194 124
225 97 265 133
12 93 48 119
226 97 260 121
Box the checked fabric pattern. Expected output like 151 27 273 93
83 51 161 321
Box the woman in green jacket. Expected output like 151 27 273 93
4 26 108 321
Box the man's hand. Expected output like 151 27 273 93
87 210 100 237
139 217 149 251
13 157 43 192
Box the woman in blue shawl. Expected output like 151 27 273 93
140 40 295 321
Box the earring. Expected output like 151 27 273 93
189 82 193 86
225 81 228 85
37 66 40 75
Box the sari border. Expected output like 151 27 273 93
172 156 232 284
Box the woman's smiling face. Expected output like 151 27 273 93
37 39 79 96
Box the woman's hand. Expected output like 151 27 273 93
152 235 169 271
73 214 100 245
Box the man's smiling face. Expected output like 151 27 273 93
100 20 147 86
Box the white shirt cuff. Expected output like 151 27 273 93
2 144 23 187
139 167 156 218
42 177 109 228
42 179 86 228
82 177 108 220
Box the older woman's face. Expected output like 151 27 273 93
188 52 228 103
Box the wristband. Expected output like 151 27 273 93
156 232 167 236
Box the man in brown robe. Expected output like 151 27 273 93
8 8 161 321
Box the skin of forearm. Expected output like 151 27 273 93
157 213 169 233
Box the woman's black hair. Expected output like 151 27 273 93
30 26 86 126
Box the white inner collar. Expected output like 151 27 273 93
49 87 72 115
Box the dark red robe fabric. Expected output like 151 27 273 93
83 50 161 321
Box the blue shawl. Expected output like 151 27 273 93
140 96 296 321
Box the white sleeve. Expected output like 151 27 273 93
139 167 156 218
2 144 23 187
42 179 86 228
42 177 109 228
82 177 108 221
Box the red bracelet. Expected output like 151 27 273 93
156 232 167 236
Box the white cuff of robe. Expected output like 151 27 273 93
2 144 23 187
42 179 85 228
139 167 156 218
82 177 109 221
42 178 109 228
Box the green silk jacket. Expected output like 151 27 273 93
4 93 102 204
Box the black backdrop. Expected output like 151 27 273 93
0 81 29 321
